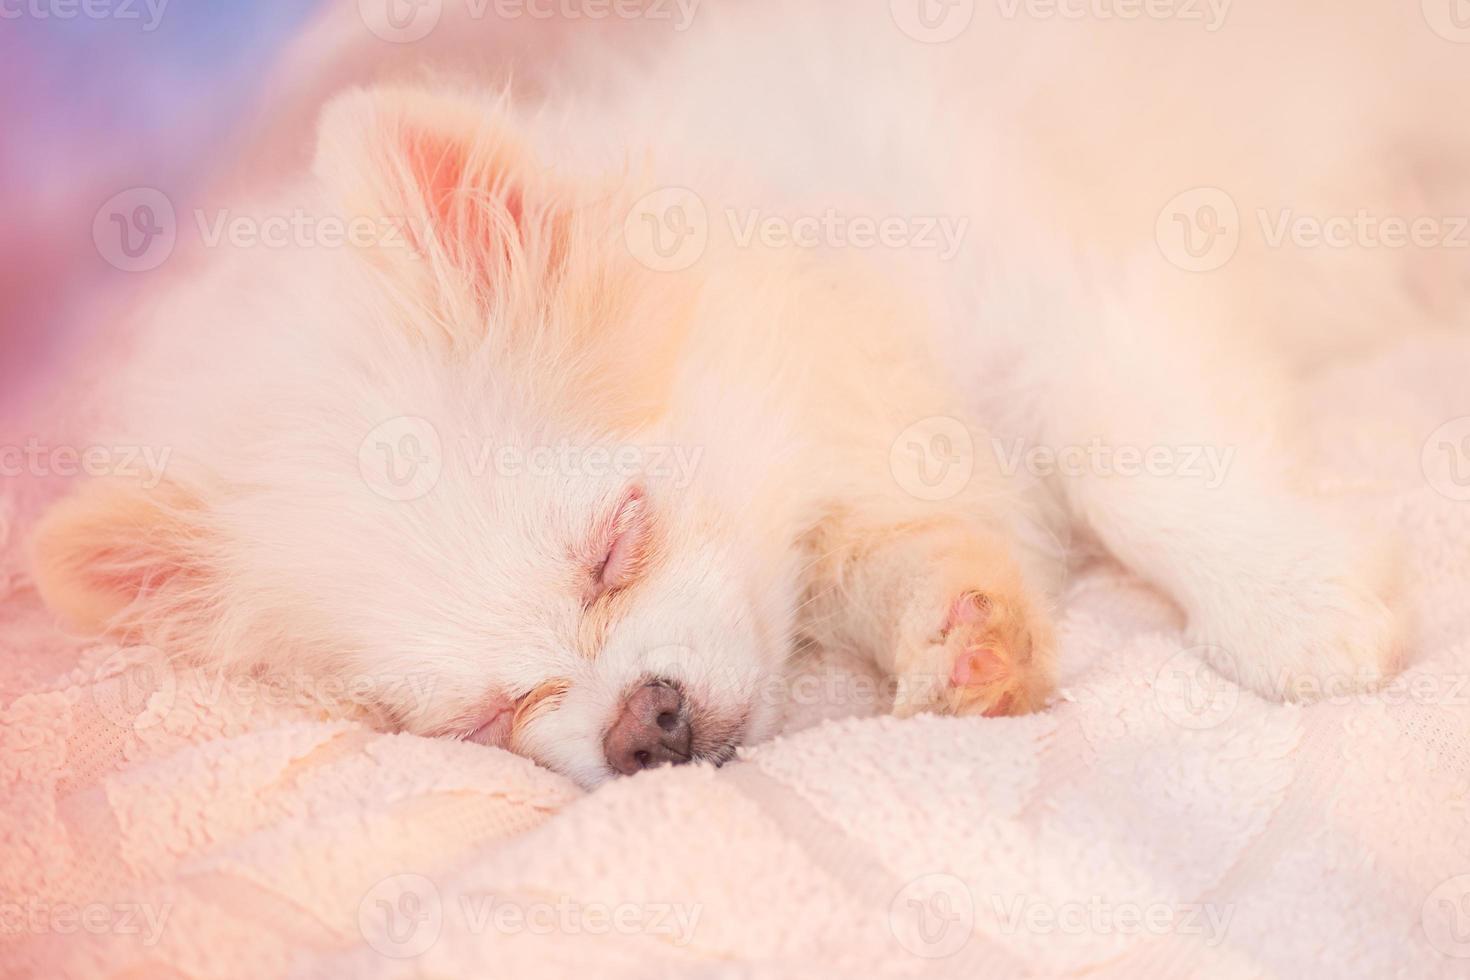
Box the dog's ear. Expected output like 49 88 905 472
313 86 566 323
30 479 207 635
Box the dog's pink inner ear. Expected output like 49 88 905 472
394 119 528 277
592 488 650 597
315 88 555 302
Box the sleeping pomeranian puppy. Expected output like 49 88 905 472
34 1 1463 787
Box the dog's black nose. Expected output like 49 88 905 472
604 679 693 775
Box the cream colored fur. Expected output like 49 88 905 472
34 0 1461 786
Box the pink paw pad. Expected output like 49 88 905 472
950 647 1008 688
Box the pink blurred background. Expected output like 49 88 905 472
0 4 323 414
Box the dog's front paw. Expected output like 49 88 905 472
892 577 1055 718
1191 565 1404 702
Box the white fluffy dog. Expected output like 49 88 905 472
35 1 1464 787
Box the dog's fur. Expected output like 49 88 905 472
34 2 1465 786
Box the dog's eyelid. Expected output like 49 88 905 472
585 485 648 600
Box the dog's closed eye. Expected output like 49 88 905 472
586 485 649 602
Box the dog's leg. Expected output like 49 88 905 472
739 257 1062 717
1026 304 1402 700
800 512 1056 716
